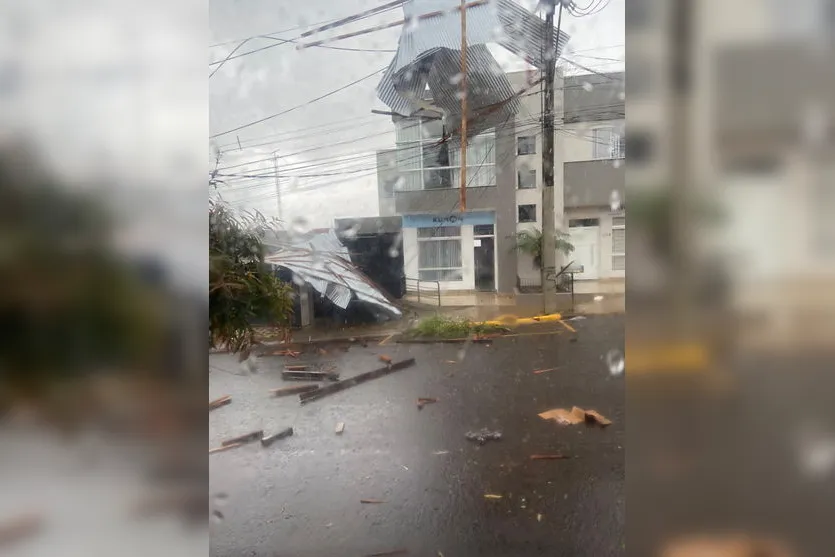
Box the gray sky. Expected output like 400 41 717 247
209 0 624 229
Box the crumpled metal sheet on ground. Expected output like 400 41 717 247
376 0 570 136
264 230 402 318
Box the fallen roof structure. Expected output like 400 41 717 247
376 0 570 138
264 229 402 318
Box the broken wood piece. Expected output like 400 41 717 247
335 422 345 434
210 443 242 454
366 550 408 557
530 454 571 460
273 349 300 357
483 494 503 500
417 397 438 409
284 365 309 371
360 499 386 504
261 427 293 447
270 384 319 397
209 395 231 410
281 370 339 382
299 358 417 404
378 333 394 346
0 512 42 547
221 430 264 446
532 367 559 375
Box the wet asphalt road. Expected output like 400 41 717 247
210 315 625 557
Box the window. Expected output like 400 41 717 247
517 169 536 189
592 127 625 160
517 136 536 155
518 204 537 223
474 224 494 236
612 215 625 271
569 218 600 228
625 132 654 163
417 226 463 281
394 120 496 191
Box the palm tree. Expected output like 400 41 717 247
512 227 574 269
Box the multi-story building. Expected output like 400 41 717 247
376 69 625 294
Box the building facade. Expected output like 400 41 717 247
377 69 625 293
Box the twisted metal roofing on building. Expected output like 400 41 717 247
376 0 570 137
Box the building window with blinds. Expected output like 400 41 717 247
417 226 463 281
611 215 625 271
592 127 625 160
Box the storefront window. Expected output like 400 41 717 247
417 226 463 281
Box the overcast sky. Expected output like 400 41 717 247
209 0 624 229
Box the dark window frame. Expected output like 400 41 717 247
518 204 537 223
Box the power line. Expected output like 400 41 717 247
210 67 386 139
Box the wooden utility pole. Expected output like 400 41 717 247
459 0 468 212
541 0 562 313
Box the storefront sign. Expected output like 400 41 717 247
402 211 495 228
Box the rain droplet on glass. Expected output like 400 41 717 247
449 73 464 86
612 159 623 169
290 216 309 236
582 81 593 92
605 349 625 375
618 91 626 101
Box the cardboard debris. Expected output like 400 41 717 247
538 407 612 427
379 354 392 364
270 384 319 397
360 499 386 504
0 512 41 547
209 395 231 411
483 494 503 500
661 535 795 557
221 430 264 446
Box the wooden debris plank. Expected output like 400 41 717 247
299 359 416 404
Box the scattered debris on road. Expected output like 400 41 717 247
379 354 392 364
282 370 339 382
335 422 345 434
209 443 242 454
209 395 232 411
261 427 294 447
465 429 503 445
417 397 438 410
0 512 41 548
365 550 408 557
530 454 571 460
532 367 559 375
661 535 795 557
538 407 612 427
299 358 417 404
285 364 309 371
273 349 300 358
432 450 449 455
378 334 394 345
360 499 386 504
483 494 503 500
270 384 319 397
222 430 264 446
537 513 543 522
558 320 577 333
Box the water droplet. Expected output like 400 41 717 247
213 492 229 506
609 190 622 212
612 159 623 169
593 295 604 302
292 274 305 286
455 90 466 101
449 73 464 86
211 510 224 523
618 91 626 101
406 16 419 32
457 347 467 361
394 175 406 191
290 216 309 236
388 246 399 257
582 81 593 92
288 176 300 190
605 349 625 376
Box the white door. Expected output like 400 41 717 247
568 225 600 280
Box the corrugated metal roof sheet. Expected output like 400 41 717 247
376 0 570 137
265 230 402 317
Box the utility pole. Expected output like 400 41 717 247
459 0 468 212
541 0 563 314
273 152 283 224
